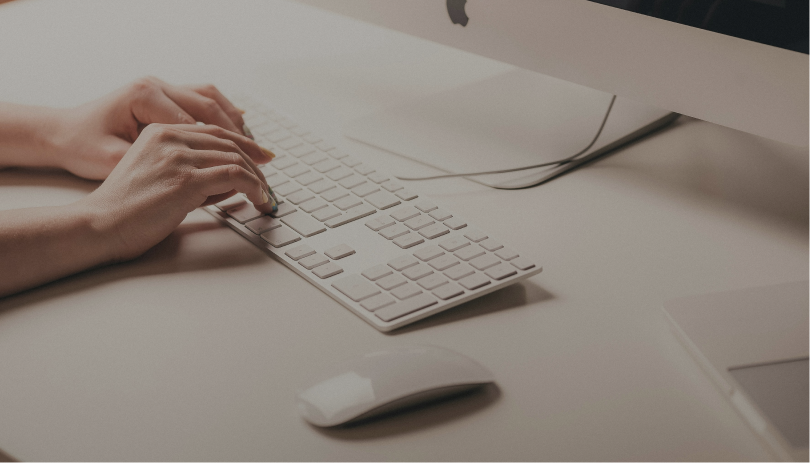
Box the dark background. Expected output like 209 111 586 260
589 0 808 54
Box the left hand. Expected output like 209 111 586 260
53 77 267 180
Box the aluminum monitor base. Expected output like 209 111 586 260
344 69 678 189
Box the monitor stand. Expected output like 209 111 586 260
343 69 679 189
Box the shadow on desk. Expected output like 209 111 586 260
0 215 265 316
314 383 501 440
392 280 554 335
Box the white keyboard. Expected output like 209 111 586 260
204 97 543 332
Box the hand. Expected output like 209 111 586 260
78 123 275 261
54 77 270 180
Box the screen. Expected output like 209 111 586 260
590 0 808 54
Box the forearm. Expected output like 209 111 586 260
0 201 118 298
0 102 66 169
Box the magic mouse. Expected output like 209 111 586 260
297 345 495 427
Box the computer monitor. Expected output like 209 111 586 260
296 0 808 188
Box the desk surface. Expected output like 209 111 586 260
0 0 807 461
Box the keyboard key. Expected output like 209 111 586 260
286 190 315 205
377 273 407 290
510 257 536 271
433 282 464 300
313 262 344 279
368 172 389 184
301 151 328 165
267 175 291 188
354 164 375 175
276 118 297 129
414 200 438 213
338 175 366 189
352 183 380 197
226 203 263 223
325 204 376 228
246 216 282 234
455 245 485 261
404 215 435 231
270 202 297 218
299 253 329 270
365 190 400 210
285 244 316 260
402 263 433 280
380 224 409 239
321 187 349 202
284 164 310 178
287 144 316 158
332 274 381 302
391 206 420 222
315 141 335 151
341 156 362 168
394 233 424 249
438 236 470 252
365 215 395 231
395 189 418 201
417 274 448 290
390 283 422 301
334 195 363 211
479 238 504 252
388 255 419 271
495 248 519 261
381 180 404 192
312 205 341 222
281 212 327 237
429 209 452 221
270 156 297 170
444 263 475 280
428 254 459 271
414 245 444 262
267 129 292 143
299 198 328 213
463 228 488 243
303 133 322 144
278 137 303 150
313 158 341 173
328 149 349 159
325 244 355 260
362 265 393 281
295 172 322 187
470 254 501 270
260 226 300 247
326 167 353 181
419 223 450 240
459 273 491 290
308 179 335 194
274 182 302 196
361 293 396 312
485 263 518 280
376 293 437 322
216 195 245 211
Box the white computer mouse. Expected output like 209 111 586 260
297 345 495 427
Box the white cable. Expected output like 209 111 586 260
394 94 617 187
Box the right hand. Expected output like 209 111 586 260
78 123 274 262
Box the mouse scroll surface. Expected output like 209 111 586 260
297 345 495 427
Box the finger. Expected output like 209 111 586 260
185 84 247 135
131 85 196 126
201 190 237 207
160 84 241 134
186 149 261 186
193 164 274 213
173 128 269 188
172 123 273 166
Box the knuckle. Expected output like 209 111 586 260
224 139 240 153
200 97 220 115
130 77 158 96
199 83 218 95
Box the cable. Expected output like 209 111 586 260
394 94 617 184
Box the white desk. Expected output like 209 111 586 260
0 0 806 460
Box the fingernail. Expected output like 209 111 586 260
260 147 276 160
267 185 279 204
272 204 278 213
235 107 246 114
261 190 269 204
242 124 254 140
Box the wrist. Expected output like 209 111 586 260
66 197 126 266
